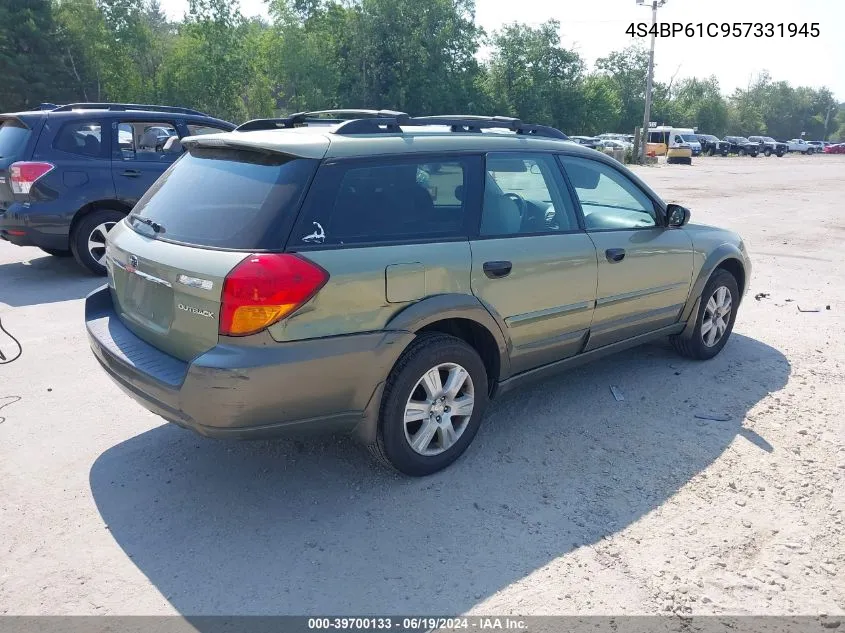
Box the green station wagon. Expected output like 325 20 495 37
86 111 751 476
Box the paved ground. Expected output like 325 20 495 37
1 155 843 616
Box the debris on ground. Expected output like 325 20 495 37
694 413 732 422
798 306 821 312
610 385 625 401
754 292 770 301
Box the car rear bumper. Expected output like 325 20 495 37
85 285 413 441
0 202 71 250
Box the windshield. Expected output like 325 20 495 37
0 119 31 159
681 134 699 142
129 148 317 249
763 137 776 142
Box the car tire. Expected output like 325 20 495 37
39 248 72 257
70 209 125 275
738 148 746 156
807 148 814 155
671 269 739 361
764 149 772 157
371 332 489 476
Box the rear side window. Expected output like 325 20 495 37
0 119 31 159
186 124 230 136
53 121 103 157
128 148 317 249
291 155 480 247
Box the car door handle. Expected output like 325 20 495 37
121 169 142 178
483 260 513 279
605 248 626 263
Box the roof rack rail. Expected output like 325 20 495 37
235 109 409 132
50 103 211 117
234 110 568 141
333 115 569 140
37 103 60 110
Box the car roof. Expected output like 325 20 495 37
1 107 233 128
184 125 599 160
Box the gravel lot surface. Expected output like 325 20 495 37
1 155 842 616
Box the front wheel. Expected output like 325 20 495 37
371 333 489 476
764 149 772 157
671 269 739 360
807 148 814 155
738 148 746 156
70 209 124 275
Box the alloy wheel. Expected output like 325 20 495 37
403 362 475 456
87 222 117 265
701 286 732 347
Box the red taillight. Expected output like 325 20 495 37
9 162 55 195
220 254 328 337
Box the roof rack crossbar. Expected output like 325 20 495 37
50 103 210 116
330 115 568 140
235 109 410 132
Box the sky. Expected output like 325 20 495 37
162 0 845 100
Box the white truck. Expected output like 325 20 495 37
786 139 817 154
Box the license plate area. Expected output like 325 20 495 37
123 271 174 332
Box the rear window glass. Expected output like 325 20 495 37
128 148 317 249
53 121 103 157
0 119 31 159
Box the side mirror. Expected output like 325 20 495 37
666 203 691 227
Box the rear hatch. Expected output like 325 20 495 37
106 140 323 361
0 116 38 211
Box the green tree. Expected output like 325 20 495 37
0 0 75 111
670 76 729 135
483 21 586 132
580 75 621 135
158 0 271 121
594 44 649 133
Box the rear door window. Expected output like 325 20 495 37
116 121 180 161
0 119 31 159
291 155 481 247
52 121 104 157
128 148 317 249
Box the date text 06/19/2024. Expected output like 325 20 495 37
307 617 528 630
627 22 820 38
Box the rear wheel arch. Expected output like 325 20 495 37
69 199 132 239
69 201 132 275
385 294 512 388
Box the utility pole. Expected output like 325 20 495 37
823 104 837 141
638 0 666 163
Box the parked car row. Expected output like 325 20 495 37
569 135 634 152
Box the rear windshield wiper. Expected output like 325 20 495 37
129 213 165 234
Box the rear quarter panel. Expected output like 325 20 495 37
272 242 473 342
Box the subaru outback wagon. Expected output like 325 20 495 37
0 102 234 274
86 110 751 476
